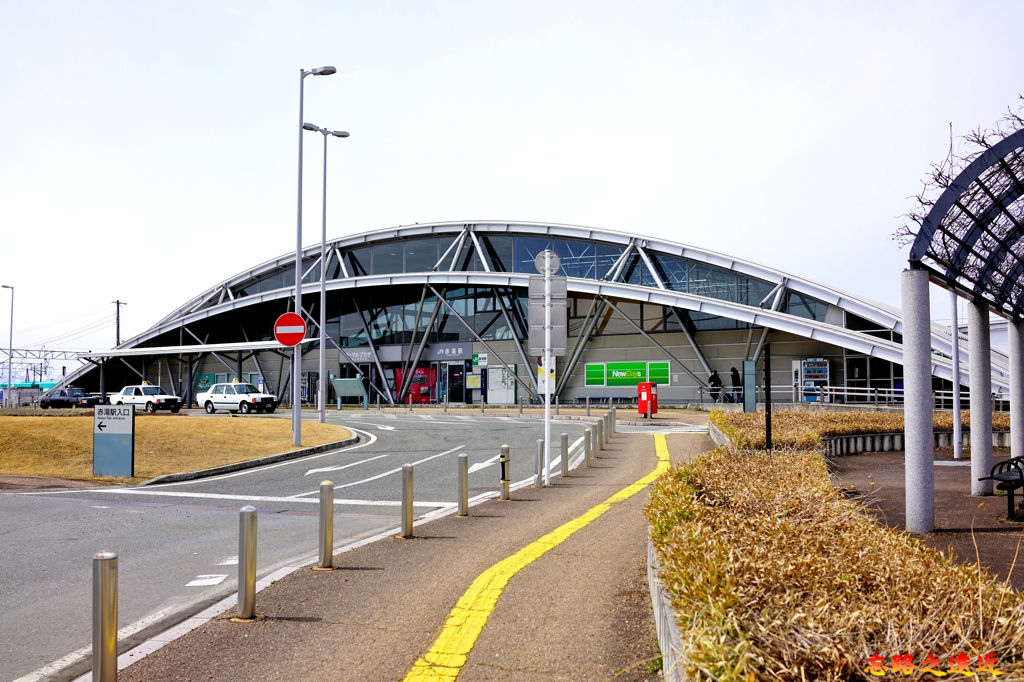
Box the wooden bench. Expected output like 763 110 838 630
978 457 1024 521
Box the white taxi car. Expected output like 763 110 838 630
110 383 182 413
196 382 278 414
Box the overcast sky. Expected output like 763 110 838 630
3 1 1023 379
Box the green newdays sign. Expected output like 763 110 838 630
607 362 648 386
585 361 671 387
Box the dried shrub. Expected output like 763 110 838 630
711 409 1009 450
648 414 1024 679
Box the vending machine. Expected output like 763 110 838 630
792 358 829 402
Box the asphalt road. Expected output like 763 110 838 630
2 411 594 682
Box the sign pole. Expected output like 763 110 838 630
543 252 552 485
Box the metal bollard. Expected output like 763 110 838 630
402 464 414 538
561 432 569 477
481 400 485 415
444 395 449 413
586 395 590 416
238 505 257 620
318 480 334 569
92 550 118 682
500 444 510 500
555 395 559 415
535 438 544 487
457 453 469 516
611 406 616 434
584 427 592 467
597 419 604 453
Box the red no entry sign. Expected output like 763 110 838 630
274 312 306 347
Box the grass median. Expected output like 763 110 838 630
0 411 354 485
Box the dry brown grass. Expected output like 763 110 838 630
0 414 353 484
711 409 1010 450
647 411 1024 679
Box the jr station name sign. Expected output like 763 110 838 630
93 405 135 477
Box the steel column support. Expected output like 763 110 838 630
751 281 787 363
467 229 493 273
427 285 539 401
600 297 706 386
352 301 394 404
491 286 540 396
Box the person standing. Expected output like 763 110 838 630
730 366 742 403
708 370 722 403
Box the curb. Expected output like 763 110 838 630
141 436 360 486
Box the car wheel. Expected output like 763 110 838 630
41 403 49 409
264 404 276 414
205 402 216 414
170 405 181 414
116 401 124 406
239 401 252 415
145 402 157 413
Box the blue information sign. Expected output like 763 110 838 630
93 405 135 477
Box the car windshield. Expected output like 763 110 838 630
141 386 164 395
68 388 85 396
234 384 259 394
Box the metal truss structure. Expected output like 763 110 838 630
63 221 1000 402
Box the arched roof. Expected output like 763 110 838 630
92 221 1004 389
909 127 1024 319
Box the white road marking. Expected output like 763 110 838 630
215 557 237 566
469 454 500 473
18 603 181 682
186 574 227 587
305 453 389 477
330 444 465 490
88 489 447 507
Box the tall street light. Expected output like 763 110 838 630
303 122 349 424
2 285 12 410
293 65 336 447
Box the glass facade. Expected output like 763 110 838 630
223 231 833 334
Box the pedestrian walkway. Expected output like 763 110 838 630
830 449 1024 591
107 427 713 681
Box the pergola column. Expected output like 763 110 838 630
1010 319 1024 460
902 268 934 533
968 299 993 496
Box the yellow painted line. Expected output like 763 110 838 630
405 434 672 681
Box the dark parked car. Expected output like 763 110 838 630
40 387 101 409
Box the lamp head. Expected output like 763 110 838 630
1 285 11 290
302 123 320 132
311 66 337 76
331 131 350 138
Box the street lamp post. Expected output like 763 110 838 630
294 65 336 446
303 122 349 424
2 285 12 410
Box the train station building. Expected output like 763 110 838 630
64 220 1004 410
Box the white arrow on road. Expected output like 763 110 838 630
468 454 500 474
306 453 389 476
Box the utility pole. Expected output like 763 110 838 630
113 300 127 346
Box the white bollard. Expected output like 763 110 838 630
535 439 544 487
318 481 334 569
457 453 469 516
238 506 257 619
402 464 414 537
561 432 569 477
500 444 510 500
92 550 118 682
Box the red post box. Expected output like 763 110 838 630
637 381 658 417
